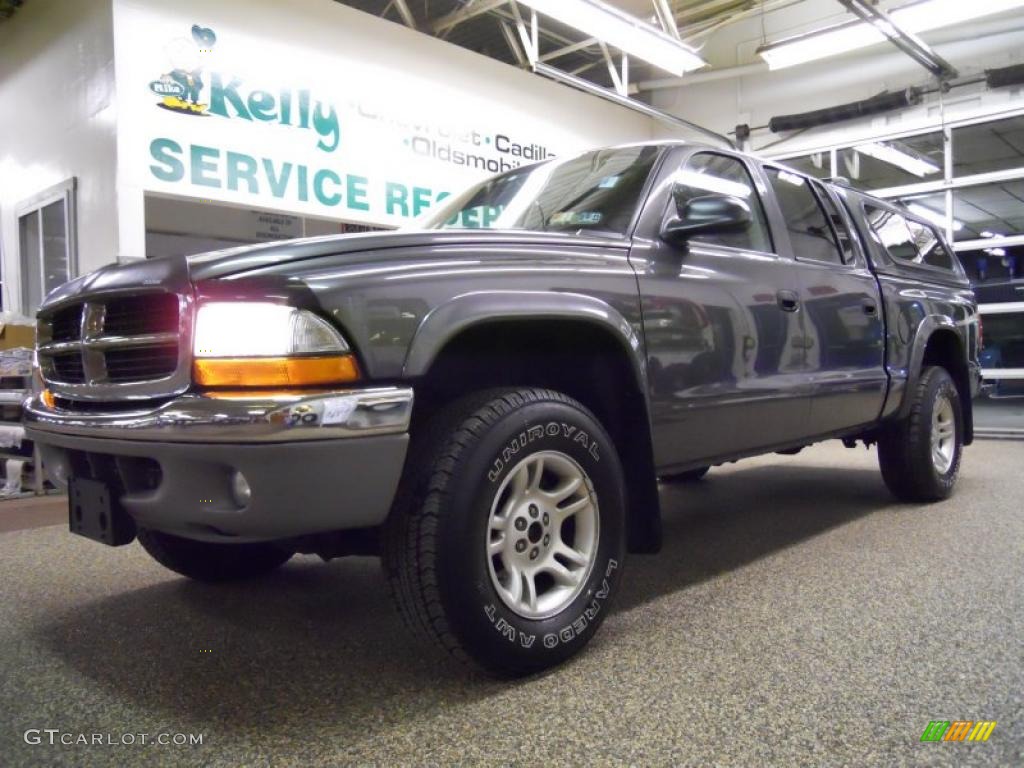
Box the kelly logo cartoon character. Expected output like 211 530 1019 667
149 25 217 115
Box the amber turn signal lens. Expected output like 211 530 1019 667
41 389 56 409
193 355 360 388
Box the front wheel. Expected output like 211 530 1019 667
878 366 964 502
384 388 626 677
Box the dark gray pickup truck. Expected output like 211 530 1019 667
25 142 981 676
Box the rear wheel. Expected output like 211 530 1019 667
878 366 963 502
384 388 626 677
137 528 293 582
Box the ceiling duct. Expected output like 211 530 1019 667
768 88 923 133
985 63 1024 89
766 60 1024 135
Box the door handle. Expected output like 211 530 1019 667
777 290 800 312
862 299 878 316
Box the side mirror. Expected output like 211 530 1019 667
661 193 752 245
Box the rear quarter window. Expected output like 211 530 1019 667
863 204 960 275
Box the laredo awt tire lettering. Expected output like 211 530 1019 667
383 388 626 677
878 365 964 502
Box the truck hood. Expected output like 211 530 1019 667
185 229 627 281
38 229 626 312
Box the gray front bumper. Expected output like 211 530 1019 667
24 388 412 542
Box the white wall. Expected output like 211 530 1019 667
648 0 1024 157
112 0 665 257
0 0 118 313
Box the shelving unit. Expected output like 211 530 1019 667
0 348 45 498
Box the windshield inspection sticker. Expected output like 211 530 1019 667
321 396 359 425
550 211 603 228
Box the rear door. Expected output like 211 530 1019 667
629 148 808 470
761 166 887 434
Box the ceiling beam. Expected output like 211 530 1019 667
432 0 509 35
538 38 602 62
499 19 530 67
652 0 682 40
839 0 959 79
391 0 418 29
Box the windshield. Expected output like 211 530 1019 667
418 145 662 236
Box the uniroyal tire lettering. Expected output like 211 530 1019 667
487 421 601 482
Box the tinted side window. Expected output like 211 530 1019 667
864 205 920 262
905 219 955 270
766 168 843 264
864 205 957 271
674 153 772 252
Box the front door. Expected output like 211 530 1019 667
630 150 808 471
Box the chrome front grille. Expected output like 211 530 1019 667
37 292 192 401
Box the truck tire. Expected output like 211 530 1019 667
384 388 626 677
136 528 293 582
660 466 710 483
878 366 963 502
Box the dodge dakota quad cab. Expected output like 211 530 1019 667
25 142 981 677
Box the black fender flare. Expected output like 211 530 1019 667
896 315 973 443
403 290 647 390
402 290 662 553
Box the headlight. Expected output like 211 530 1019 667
192 302 360 388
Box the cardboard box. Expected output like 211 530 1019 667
0 324 35 351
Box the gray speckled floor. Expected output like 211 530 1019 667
1 441 1021 767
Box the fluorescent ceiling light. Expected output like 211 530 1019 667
759 0 1024 70
854 142 941 177
906 202 963 231
516 0 706 76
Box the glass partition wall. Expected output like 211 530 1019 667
772 110 1024 287
771 109 1024 387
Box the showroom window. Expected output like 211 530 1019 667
778 152 832 179
18 179 77 314
837 132 944 190
674 153 773 253
960 246 1024 296
952 114 1024 178
766 167 844 264
951 180 1024 242
770 109 1024 302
